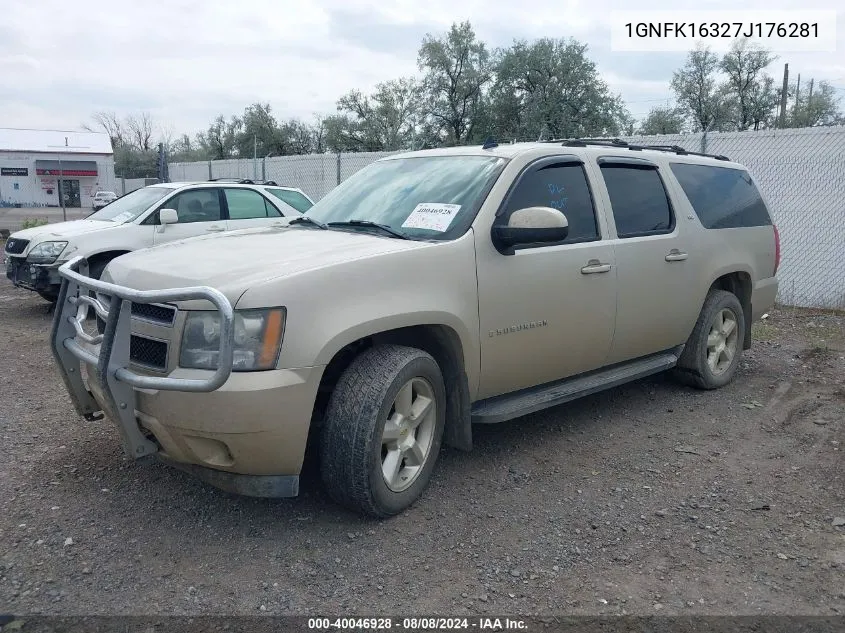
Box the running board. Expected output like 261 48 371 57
471 349 682 424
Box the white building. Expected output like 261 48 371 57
0 128 115 209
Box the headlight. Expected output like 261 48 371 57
27 241 68 264
180 308 285 371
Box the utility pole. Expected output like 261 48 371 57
795 74 801 107
779 63 789 128
808 78 814 101
58 154 66 222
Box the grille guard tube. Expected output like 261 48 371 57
49 255 235 461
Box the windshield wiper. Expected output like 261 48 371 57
327 220 410 240
289 216 329 230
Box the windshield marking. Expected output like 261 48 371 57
400 203 462 232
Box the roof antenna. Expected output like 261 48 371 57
481 136 498 150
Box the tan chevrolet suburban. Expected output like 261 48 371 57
50 138 780 518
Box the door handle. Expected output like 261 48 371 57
665 249 688 262
581 260 612 274
206 226 225 232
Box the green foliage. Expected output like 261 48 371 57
788 81 845 128
671 46 729 132
637 106 686 135
491 37 631 140
417 21 493 146
670 39 843 132
22 218 48 229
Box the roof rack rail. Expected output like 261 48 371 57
632 144 730 161
252 180 278 186
557 137 629 148
207 178 256 184
539 137 731 161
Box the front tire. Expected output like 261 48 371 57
672 289 745 390
320 344 446 518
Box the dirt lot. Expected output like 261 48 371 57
0 276 843 617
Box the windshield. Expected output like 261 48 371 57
87 187 171 222
304 155 506 240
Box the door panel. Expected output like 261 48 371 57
152 188 227 246
590 159 698 364
476 158 617 400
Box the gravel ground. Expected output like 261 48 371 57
0 277 843 617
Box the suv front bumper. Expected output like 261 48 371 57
5 256 61 296
50 256 320 497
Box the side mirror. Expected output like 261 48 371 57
159 208 179 225
492 206 569 253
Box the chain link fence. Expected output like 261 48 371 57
164 125 845 310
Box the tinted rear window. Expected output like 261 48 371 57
266 188 313 213
669 163 772 229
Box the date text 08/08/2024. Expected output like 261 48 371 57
307 617 528 630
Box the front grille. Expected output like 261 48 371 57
5 238 29 255
130 336 168 370
131 302 176 325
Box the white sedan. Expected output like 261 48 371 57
92 190 118 210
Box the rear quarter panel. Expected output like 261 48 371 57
661 163 778 329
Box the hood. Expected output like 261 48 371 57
11 219 124 242
102 226 430 304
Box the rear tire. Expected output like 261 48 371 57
672 289 745 390
320 344 446 518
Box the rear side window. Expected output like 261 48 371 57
265 188 313 213
599 164 674 238
502 162 599 243
669 163 772 229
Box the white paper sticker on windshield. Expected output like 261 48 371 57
110 211 134 223
401 203 461 232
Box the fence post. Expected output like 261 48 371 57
207 160 212 180
262 157 266 181
336 152 341 186
700 131 708 154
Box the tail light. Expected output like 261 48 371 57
773 224 781 275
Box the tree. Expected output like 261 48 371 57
789 80 844 127
671 46 729 132
82 111 127 148
637 106 686 135
235 103 283 158
126 111 155 151
417 21 493 145
719 40 778 130
329 78 422 151
197 115 241 159
490 37 631 140
281 118 317 155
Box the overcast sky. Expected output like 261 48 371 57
2 0 843 139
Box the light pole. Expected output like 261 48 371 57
58 153 66 222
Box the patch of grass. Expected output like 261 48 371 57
21 218 48 229
752 322 778 342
